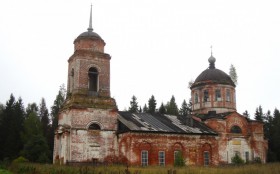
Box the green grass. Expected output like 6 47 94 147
6 162 280 174
0 169 12 174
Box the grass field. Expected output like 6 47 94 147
4 162 280 174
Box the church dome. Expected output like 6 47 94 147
74 5 104 43
75 30 103 42
191 55 235 88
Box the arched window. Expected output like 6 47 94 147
230 125 242 134
88 123 101 130
88 67 98 92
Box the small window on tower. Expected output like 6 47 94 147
88 67 98 92
215 89 222 101
71 68 74 76
204 90 209 102
195 93 199 104
226 89 231 102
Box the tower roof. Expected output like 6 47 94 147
191 54 235 89
74 5 103 42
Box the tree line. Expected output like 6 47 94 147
0 85 66 163
128 95 192 116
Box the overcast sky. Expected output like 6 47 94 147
0 0 279 118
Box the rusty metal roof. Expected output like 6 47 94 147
118 112 217 135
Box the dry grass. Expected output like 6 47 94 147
7 163 280 174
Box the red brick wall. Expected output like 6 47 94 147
118 132 219 166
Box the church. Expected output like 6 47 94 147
53 6 267 166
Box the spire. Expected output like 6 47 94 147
87 4 93 32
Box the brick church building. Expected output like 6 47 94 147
53 7 267 166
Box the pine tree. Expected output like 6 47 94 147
243 110 250 118
128 95 139 113
39 98 50 138
21 111 50 163
148 95 157 114
143 104 148 113
179 99 189 116
229 64 238 85
139 106 142 113
159 102 166 114
254 105 264 122
271 108 280 161
166 95 179 116
0 94 25 160
22 112 43 143
51 85 66 131
26 103 38 118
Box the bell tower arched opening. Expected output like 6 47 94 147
88 67 98 93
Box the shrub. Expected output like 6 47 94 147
231 153 244 165
174 151 185 167
0 169 13 174
12 156 29 163
253 157 262 164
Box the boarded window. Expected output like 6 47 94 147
158 151 165 166
141 150 148 166
230 125 242 134
88 67 98 92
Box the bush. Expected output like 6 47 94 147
12 156 29 163
0 169 13 174
231 153 244 165
253 157 262 164
174 151 185 167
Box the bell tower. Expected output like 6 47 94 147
53 5 118 164
67 5 111 98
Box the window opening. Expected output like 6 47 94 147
245 151 249 163
70 68 74 92
174 151 179 161
158 151 165 166
204 90 209 102
88 123 101 130
141 150 148 166
226 89 231 102
195 93 199 104
215 89 222 101
230 125 242 134
204 151 210 166
88 67 98 92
